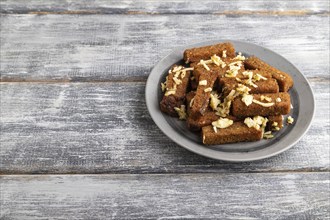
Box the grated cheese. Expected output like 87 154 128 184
263 131 274 139
241 94 253 106
210 92 221 110
212 118 234 129
252 99 275 107
222 50 227 58
189 97 195 107
204 87 212 93
173 77 182 85
172 66 183 73
199 60 210 71
165 90 176 96
235 52 245 61
161 82 166 92
199 80 207 86
287 116 294 124
174 105 187 120
254 73 267 81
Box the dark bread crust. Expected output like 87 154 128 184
187 111 219 131
160 66 191 116
220 77 279 97
245 56 293 92
190 69 218 118
267 115 284 131
232 92 291 117
184 42 235 63
202 122 263 145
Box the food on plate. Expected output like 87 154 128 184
244 56 293 92
202 121 263 145
160 65 192 116
267 115 284 131
231 93 291 117
219 77 279 97
184 42 236 63
160 42 294 145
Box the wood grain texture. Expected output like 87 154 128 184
1 173 329 219
1 14 329 82
1 0 329 15
1 80 329 174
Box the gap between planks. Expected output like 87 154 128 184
0 10 329 16
0 78 146 84
1 169 329 176
0 76 329 84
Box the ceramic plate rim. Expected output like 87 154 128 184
145 40 315 162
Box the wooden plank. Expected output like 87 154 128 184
0 14 329 81
1 80 329 174
1 173 329 219
1 0 328 15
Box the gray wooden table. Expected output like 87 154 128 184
1 1 329 219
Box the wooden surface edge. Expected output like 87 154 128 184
1 172 329 219
1 0 329 15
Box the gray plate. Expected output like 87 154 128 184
145 40 315 162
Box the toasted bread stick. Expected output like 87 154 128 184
184 42 235 63
190 70 218 117
245 56 293 92
187 111 219 131
220 78 279 97
202 122 263 145
232 93 291 117
267 115 284 131
160 65 191 116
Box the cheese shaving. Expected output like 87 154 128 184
241 94 253 106
244 116 268 131
204 87 212 93
174 105 187 120
173 77 182 85
172 66 183 73
235 52 245 61
189 97 195 108
287 116 294 124
244 117 260 130
161 82 166 92
215 90 238 117
242 71 258 88
164 84 177 96
242 71 253 78
211 54 226 68
199 80 207 86
212 118 234 129
180 71 186 78
276 97 282 102
210 92 220 110
263 131 274 139
200 60 210 71
222 50 227 58
261 95 272 102
254 73 267 81
211 54 220 66
165 90 176 96
252 99 275 107
236 84 251 95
